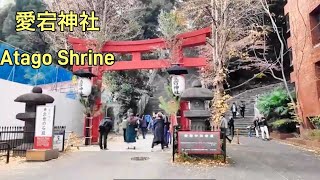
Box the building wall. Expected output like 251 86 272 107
0 79 84 136
285 0 320 127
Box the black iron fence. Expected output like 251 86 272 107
0 126 66 157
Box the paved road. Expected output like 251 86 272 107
1 135 320 180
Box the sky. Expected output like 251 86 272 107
0 0 14 8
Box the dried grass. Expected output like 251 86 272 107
64 132 85 152
173 154 230 168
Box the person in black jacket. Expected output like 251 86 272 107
99 117 113 150
228 117 235 137
253 118 260 138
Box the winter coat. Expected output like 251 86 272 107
152 117 165 144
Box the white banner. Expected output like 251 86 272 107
35 105 55 137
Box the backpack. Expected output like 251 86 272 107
99 118 113 131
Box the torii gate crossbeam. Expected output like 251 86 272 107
68 27 211 143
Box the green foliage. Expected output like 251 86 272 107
271 119 297 133
137 0 175 39
158 85 180 115
158 9 186 39
0 0 49 54
104 70 152 117
257 87 295 118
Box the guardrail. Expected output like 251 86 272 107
0 142 10 163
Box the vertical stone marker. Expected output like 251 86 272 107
14 87 59 161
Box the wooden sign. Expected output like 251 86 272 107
177 131 221 154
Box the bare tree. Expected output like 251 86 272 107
257 0 304 125
157 9 187 64
42 0 144 52
179 0 270 129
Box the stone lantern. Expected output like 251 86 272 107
180 80 213 131
14 87 54 143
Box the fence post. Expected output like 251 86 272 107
6 143 10 164
0 142 10 164
236 129 240 144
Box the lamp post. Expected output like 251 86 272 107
73 69 96 145
166 64 188 130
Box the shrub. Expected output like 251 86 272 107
257 87 295 119
271 119 297 133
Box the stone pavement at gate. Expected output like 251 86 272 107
1 135 320 180
78 133 167 152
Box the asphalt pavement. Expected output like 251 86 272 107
0 134 320 180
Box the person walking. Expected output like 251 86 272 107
151 112 165 151
163 114 171 148
144 114 152 130
98 117 113 150
239 101 246 118
126 113 139 149
228 117 235 137
135 114 141 140
147 113 155 134
139 114 148 139
231 102 238 118
259 116 270 141
253 117 260 138
121 116 128 142
220 114 232 143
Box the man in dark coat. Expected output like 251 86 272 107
163 114 171 148
239 101 246 118
151 112 165 151
228 117 235 137
98 117 113 150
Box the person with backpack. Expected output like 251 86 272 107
98 117 113 150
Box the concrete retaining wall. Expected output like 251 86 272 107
0 79 83 136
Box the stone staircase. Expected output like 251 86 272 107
226 82 294 136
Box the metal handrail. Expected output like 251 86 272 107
0 142 10 163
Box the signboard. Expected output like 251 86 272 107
34 105 55 149
177 131 221 154
53 134 64 151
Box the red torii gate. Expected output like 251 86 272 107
68 27 211 143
